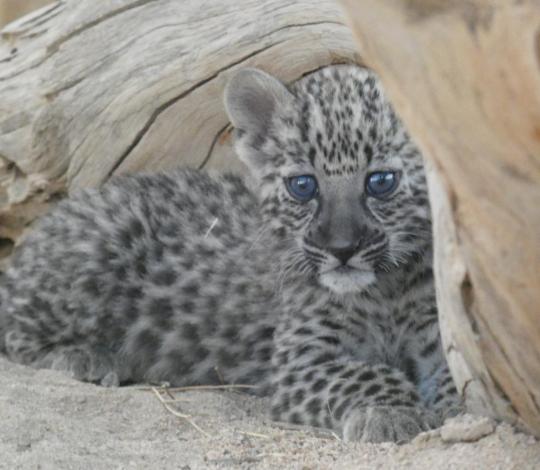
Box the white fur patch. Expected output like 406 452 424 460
319 269 376 294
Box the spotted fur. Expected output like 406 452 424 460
0 65 461 442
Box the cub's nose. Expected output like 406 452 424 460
328 245 357 265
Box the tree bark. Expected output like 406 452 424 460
0 0 359 262
340 0 540 437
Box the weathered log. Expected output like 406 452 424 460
340 0 540 436
0 0 359 263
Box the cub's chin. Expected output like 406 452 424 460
319 267 376 295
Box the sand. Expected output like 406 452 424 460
1 357 539 469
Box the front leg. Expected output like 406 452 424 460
418 361 464 420
402 303 465 420
270 315 439 442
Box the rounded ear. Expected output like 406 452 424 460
224 68 293 134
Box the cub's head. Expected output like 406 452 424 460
224 65 431 295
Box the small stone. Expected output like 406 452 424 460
412 428 441 444
16 441 32 452
440 414 496 443
100 371 120 387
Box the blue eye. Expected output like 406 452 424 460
286 175 318 202
366 171 399 198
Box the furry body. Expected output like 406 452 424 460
0 66 461 442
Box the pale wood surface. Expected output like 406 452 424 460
0 0 359 253
340 0 540 436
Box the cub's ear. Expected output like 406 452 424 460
224 68 293 134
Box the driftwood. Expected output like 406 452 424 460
0 0 359 261
340 0 540 436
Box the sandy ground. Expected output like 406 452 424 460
1 357 539 470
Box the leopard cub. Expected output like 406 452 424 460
0 65 462 442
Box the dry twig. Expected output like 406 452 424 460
151 387 210 437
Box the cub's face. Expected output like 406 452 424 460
225 65 431 295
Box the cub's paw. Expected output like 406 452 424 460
40 346 120 387
342 406 439 443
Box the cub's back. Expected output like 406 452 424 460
0 169 264 362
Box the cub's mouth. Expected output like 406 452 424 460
333 265 356 274
319 265 376 295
